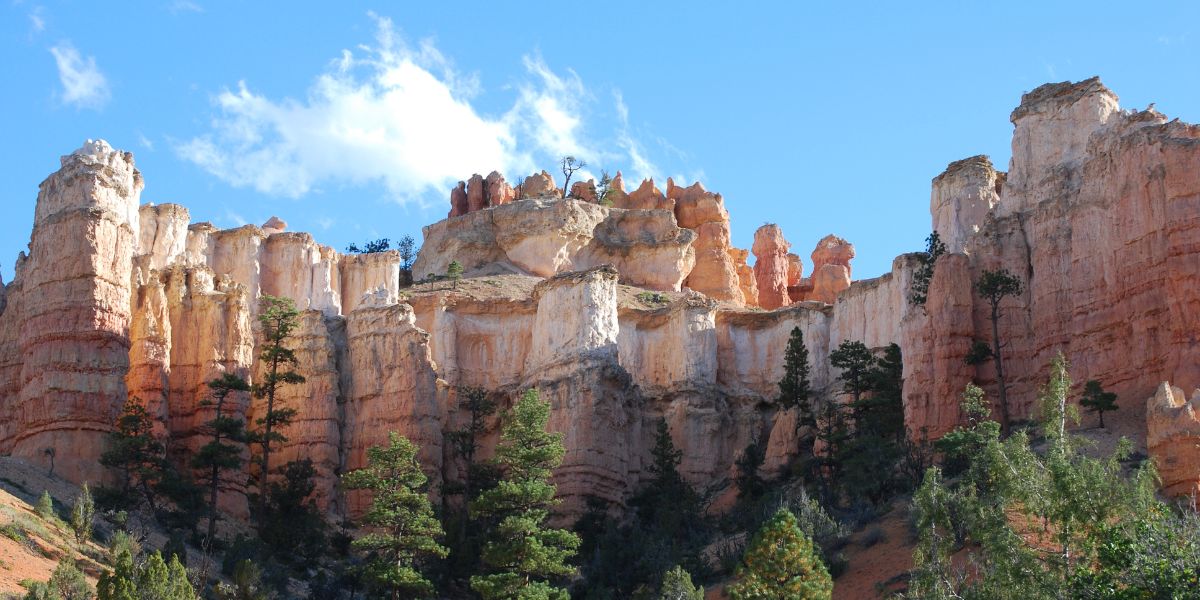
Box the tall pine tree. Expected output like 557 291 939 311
342 432 448 599
470 390 580 600
778 326 814 428
248 295 305 513
191 373 250 545
728 507 832 600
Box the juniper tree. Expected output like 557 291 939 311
1080 379 1118 429
342 432 448 600
248 295 304 513
559 156 586 197
36 491 55 520
70 483 94 544
25 560 92 600
974 268 1023 433
727 507 832 600
98 550 197 600
658 566 704 600
470 390 580 600
192 373 250 545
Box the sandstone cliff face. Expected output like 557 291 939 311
11 141 142 483
5 76 1200 520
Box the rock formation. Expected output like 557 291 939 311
751 224 791 310
3 77 1200 521
569 179 597 203
1146 383 1200 506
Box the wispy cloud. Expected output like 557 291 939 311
49 42 110 109
178 13 663 205
136 131 155 151
225 209 247 227
28 6 45 34
168 0 203 14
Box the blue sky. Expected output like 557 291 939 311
2 2 1198 283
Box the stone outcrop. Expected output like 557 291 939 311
569 179 597 203
5 76 1200 521
931 156 1000 253
1147 383 1200 506
519 170 560 199
413 198 696 291
751 224 791 310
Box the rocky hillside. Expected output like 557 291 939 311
0 76 1197 532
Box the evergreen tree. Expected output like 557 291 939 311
657 566 703 600
445 386 499 500
99 399 167 513
98 550 197 600
470 390 580 600
447 261 464 290
192 373 251 546
1079 379 1118 429
36 490 55 520
634 419 702 536
341 432 448 600
974 268 1023 433
256 458 326 564
727 508 832 600
396 235 418 271
70 483 94 544
829 340 876 416
248 295 305 514
777 326 814 428
909 231 947 306
24 560 92 600
811 399 849 505
735 441 766 502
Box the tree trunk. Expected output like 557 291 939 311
990 301 1011 434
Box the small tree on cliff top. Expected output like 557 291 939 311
728 507 832 600
909 231 947 307
974 268 1023 434
470 389 580 600
342 432 448 600
559 156 586 198
248 295 305 512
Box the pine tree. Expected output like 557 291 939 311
658 565 704 600
447 260 464 290
829 340 876 415
470 390 580 600
735 441 766 502
342 432 448 599
99 398 168 513
446 386 499 500
191 373 250 545
1080 379 1118 429
778 326 814 428
974 268 1023 433
909 231 947 306
728 508 832 600
70 483 94 544
248 295 304 514
98 550 197 600
634 419 701 535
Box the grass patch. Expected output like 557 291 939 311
635 291 668 305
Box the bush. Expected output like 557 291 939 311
636 291 668 305
35 491 55 521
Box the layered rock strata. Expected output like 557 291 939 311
3 76 1200 515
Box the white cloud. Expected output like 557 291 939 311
613 91 659 183
178 14 666 205
225 209 247 227
169 0 203 14
136 132 154 151
49 42 110 109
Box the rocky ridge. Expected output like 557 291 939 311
2 77 1200 518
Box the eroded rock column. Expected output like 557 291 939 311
14 140 142 482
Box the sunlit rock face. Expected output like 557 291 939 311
4 77 1200 518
